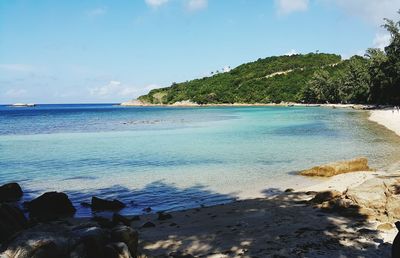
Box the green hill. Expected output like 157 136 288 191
138 53 342 104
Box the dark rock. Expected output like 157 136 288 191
24 191 76 221
169 251 195 258
0 203 28 243
1 224 71 258
284 188 294 193
92 216 115 228
143 207 152 213
29 240 62 258
111 226 138 256
131 215 140 221
393 221 400 258
91 197 126 211
305 191 318 195
157 212 172 221
71 226 110 258
310 190 341 204
113 213 131 226
141 221 155 228
75 226 110 258
105 242 132 258
0 182 23 202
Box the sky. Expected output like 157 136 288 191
0 0 400 104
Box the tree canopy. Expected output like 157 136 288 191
138 11 400 105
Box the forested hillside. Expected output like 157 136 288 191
138 11 400 105
139 53 341 104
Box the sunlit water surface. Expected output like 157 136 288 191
1 104 399 217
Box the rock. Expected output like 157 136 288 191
28 240 62 258
105 242 132 258
113 213 131 226
24 192 76 221
305 191 318 195
346 179 387 210
377 223 394 231
385 195 400 221
169 251 195 258
1 224 71 258
157 212 172 221
92 216 115 228
71 225 110 258
0 203 28 243
393 221 400 258
310 190 342 204
299 157 370 177
141 221 155 228
110 226 138 256
131 215 140 221
284 188 294 193
91 197 125 211
0 182 23 202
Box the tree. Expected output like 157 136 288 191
367 10 400 104
303 70 339 103
338 56 370 104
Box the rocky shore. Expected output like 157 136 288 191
1 160 400 257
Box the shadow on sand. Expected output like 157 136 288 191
30 182 392 257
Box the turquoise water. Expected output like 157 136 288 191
0 104 399 217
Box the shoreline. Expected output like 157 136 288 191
369 108 400 137
2 108 400 256
120 100 375 109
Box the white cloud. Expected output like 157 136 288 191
4 88 27 98
275 0 309 15
145 0 169 8
185 0 208 12
0 64 34 72
373 32 391 49
89 81 136 98
87 7 107 17
320 0 400 26
88 81 158 100
285 49 298 56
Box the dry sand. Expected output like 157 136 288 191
133 170 394 257
103 107 398 257
370 109 400 137
128 109 400 257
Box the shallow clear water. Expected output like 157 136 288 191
0 104 399 217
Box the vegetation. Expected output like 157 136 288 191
139 11 400 105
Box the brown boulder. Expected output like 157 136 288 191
299 157 370 177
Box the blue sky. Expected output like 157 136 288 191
0 0 399 104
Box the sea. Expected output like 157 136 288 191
1 104 399 217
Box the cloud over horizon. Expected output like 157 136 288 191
145 0 169 8
185 0 208 12
275 0 309 15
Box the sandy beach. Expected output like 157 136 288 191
370 109 400 137
135 170 395 257
129 110 400 257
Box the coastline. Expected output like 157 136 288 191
134 107 400 256
120 100 373 109
369 108 400 137
2 106 400 257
